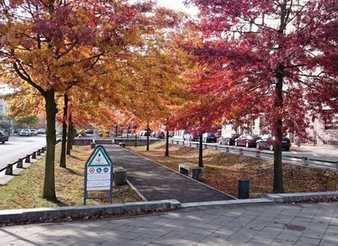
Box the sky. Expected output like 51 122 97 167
156 0 187 11
156 0 198 16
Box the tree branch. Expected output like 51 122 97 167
13 61 46 95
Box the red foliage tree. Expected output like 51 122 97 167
187 0 338 192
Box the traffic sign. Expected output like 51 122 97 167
84 145 113 205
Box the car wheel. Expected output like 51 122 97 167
269 145 274 151
245 141 249 148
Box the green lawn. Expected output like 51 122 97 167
0 144 140 209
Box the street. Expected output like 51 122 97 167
171 139 338 170
0 136 46 171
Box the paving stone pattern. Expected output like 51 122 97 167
2 202 338 245
105 145 232 203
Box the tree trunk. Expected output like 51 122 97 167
43 89 57 201
198 134 203 167
146 122 150 151
165 130 169 157
60 94 68 168
66 111 73 155
273 64 284 193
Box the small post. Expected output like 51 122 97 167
226 147 230 153
256 150 261 158
31 152 37 159
5 165 13 175
165 130 169 157
25 155 31 163
303 157 309 166
17 158 23 168
239 148 244 156
37 149 41 156
91 139 95 149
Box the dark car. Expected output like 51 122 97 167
183 132 199 141
202 133 217 143
152 131 165 139
235 134 261 148
218 134 240 146
0 130 9 144
256 135 291 151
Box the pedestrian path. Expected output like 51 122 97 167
2 202 337 245
104 145 233 203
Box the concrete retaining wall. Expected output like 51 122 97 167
0 200 180 226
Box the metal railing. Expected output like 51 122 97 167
169 139 338 170
0 139 61 176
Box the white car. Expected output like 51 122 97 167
19 129 32 136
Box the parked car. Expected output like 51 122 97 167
256 135 291 151
152 131 165 139
30 129 38 136
183 132 199 141
234 134 261 148
218 134 240 145
0 130 9 143
19 129 32 136
139 129 152 137
202 133 217 143
37 128 46 134
85 129 94 135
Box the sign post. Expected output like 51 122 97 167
84 145 113 205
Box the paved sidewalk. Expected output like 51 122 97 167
2 202 338 245
104 145 232 203
291 144 338 161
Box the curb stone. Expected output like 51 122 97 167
265 191 338 203
181 198 273 208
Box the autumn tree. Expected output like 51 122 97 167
187 0 338 192
0 0 173 201
112 23 191 152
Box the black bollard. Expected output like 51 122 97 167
25 155 31 163
32 152 37 159
238 180 250 199
17 159 23 168
5 165 13 175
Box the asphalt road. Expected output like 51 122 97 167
0 136 46 171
